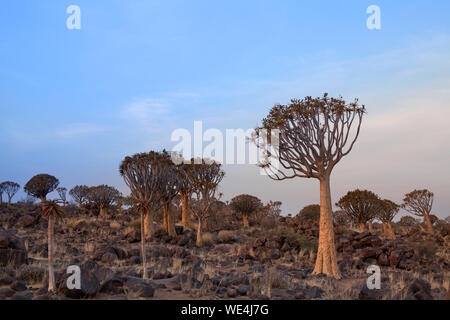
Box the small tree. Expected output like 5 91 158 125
40 200 64 292
86 185 121 217
336 189 380 233
187 158 224 246
69 185 90 209
1 181 20 207
297 204 321 222
230 194 262 228
24 174 59 202
377 199 400 240
333 210 350 228
176 162 195 229
253 94 365 279
56 187 67 207
402 189 434 234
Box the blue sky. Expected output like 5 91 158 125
1 1 450 218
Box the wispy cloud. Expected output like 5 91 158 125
57 124 109 137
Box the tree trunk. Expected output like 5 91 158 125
382 222 387 235
424 214 433 234
312 175 341 279
166 203 176 236
243 212 249 228
7 195 12 207
196 218 202 247
359 223 366 233
144 210 154 239
387 220 396 240
0 194 2 205
368 221 373 233
47 216 56 292
181 192 188 228
99 204 106 217
163 208 167 231
140 213 147 279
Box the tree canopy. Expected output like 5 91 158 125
24 174 59 201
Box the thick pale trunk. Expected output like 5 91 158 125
7 195 12 207
368 221 373 233
312 175 341 279
140 213 147 279
243 212 249 228
359 223 366 233
163 208 167 231
181 193 188 228
196 218 202 247
144 210 154 239
382 222 387 235
424 214 433 234
387 220 396 240
99 205 106 217
47 217 56 292
166 204 176 236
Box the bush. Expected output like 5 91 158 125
297 204 320 222
263 227 318 252
201 232 216 246
217 230 236 243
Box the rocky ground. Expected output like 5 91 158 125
0 203 449 300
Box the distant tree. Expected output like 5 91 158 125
0 183 5 205
333 210 350 228
187 158 224 246
297 204 321 222
40 200 64 292
398 216 420 227
176 160 195 229
56 187 67 207
86 185 121 217
253 94 365 279
230 194 263 228
377 199 400 239
336 190 381 233
445 216 450 224
69 185 90 208
24 174 59 202
266 201 282 218
402 189 434 234
1 181 20 207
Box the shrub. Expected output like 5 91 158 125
201 232 216 246
297 204 320 222
217 230 236 243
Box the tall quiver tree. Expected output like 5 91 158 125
176 161 194 229
120 150 177 279
0 183 5 205
254 94 365 279
56 187 67 207
41 200 64 292
377 199 399 240
187 158 224 246
2 181 20 207
230 194 262 228
336 189 380 233
402 189 434 234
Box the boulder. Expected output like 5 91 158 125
0 227 27 267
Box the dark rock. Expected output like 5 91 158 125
0 227 28 267
10 281 27 292
358 285 385 300
405 279 433 300
0 287 15 298
237 285 252 296
227 288 237 298
57 267 100 299
11 291 33 300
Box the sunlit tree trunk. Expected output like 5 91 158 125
166 203 176 236
99 204 105 217
382 222 387 235
181 192 188 228
144 210 154 239
242 212 249 228
368 221 373 233
163 208 167 231
47 216 56 292
140 212 147 279
312 175 341 279
387 220 396 240
196 218 203 247
7 195 12 207
359 223 366 233
424 214 433 234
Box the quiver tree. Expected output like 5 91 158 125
254 93 365 279
0 183 5 205
176 162 195 229
24 174 59 202
56 187 67 207
402 189 434 234
186 158 224 246
333 210 350 228
230 194 262 228
86 185 121 217
377 199 399 240
69 185 89 209
120 150 180 279
1 181 20 207
336 189 381 233
40 200 64 292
